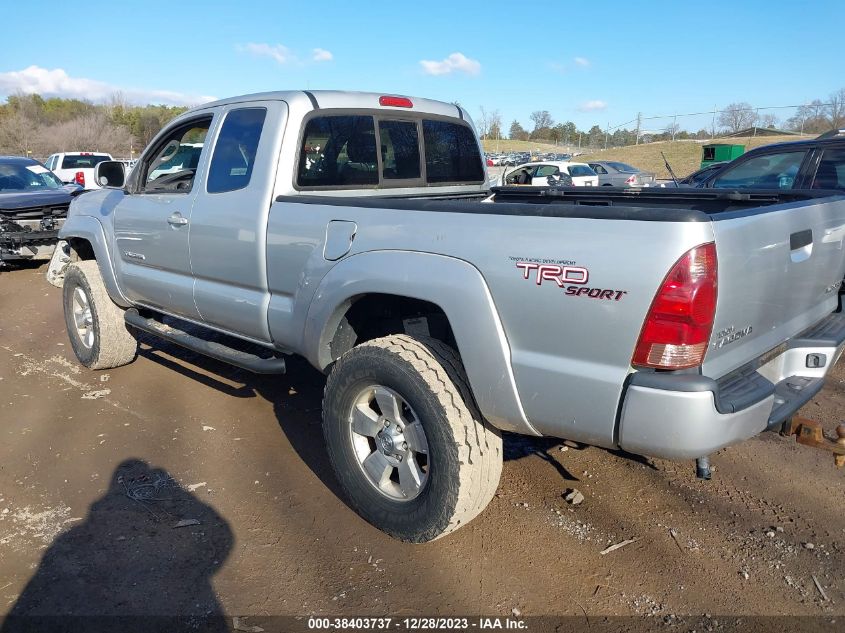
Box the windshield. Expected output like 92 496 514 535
0 162 64 191
606 162 638 172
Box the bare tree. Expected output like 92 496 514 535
827 87 845 130
758 113 779 129
664 121 680 140
35 112 135 157
529 110 554 131
488 109 502 141
717 102 756 134
787 100 829 134
0 110 37 156
477 106 490 140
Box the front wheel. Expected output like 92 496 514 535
322 335 502 542
62 261 138 370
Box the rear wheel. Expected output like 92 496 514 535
322 334 502 542
63 261 137 370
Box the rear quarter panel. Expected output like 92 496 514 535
267 198 714 447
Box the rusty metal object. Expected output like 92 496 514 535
783 418 845 468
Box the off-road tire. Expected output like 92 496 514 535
63 261 137 370
322 334 503 542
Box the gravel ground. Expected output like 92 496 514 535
0 263 843 631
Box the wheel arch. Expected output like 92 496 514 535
304 250 538 436
59 215 130 307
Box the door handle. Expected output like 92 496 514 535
167 213 188 227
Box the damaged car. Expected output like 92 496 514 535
0 156 82 266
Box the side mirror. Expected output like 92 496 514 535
94 161 126 189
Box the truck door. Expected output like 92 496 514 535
112 114 216 319
189 101 288 342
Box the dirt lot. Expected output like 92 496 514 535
1 263 844 631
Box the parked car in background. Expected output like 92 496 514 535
588 161 656 186
45 152 114 190
501 161 597 186
1 156 81 264
695 130 845 190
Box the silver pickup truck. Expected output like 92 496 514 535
50 90 845 542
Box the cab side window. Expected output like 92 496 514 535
207 108 267 194
142 117 212 194
812 148 845 190
711 151 806 189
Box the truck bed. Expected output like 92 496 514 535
274 187 845 448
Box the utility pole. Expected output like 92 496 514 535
711 104 717 139
672 115 678 141
635 112 642 145
577 132 582 150
604 122 609 150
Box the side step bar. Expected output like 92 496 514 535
124 308 286 374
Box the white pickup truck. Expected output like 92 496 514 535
51 90 845 542
44 152 114 190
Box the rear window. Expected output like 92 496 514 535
379 120 420 180
297 115 378 187
606 162 637 172
296 114 483 188
60 155 110 169
422 120 484 184
568 165 595 177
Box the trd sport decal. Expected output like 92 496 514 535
515 261 628 301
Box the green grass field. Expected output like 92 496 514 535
482 134 813 179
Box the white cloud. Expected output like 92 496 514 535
0 65 216 106
238 42 293 65
312 48 333 62
578 100 608 112
419 52 481 76
574 56 590 67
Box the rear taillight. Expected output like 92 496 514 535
625 174 637 184
74 171 85 187
632 243 718 369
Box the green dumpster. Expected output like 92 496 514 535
701 143 744 168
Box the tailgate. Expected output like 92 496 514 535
702 196 845 378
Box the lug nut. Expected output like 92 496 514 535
402 442 408 450
383 419 390 427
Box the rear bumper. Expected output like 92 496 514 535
618 313 845 460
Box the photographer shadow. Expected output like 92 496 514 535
2 459 233 633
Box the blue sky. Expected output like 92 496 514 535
1 0 842 132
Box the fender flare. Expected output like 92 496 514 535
304 250 539 436
59 215 130 307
